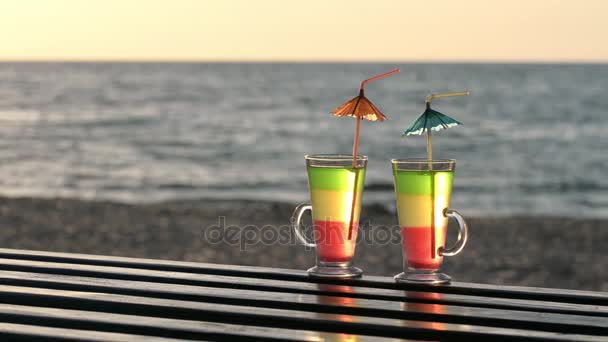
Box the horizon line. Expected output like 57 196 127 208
0 58 607 65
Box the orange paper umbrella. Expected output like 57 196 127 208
331 68 400 239
331 68 400 168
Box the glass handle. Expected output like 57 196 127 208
291 203 316 248
439 209 468 257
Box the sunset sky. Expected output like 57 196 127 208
1 0 607 62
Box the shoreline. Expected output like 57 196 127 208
0 196 606 292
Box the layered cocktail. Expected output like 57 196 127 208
292 154 366 277
392 159 468 284
308 161 364 262
290 70 398 278
394 166 453 269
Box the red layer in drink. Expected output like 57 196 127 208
401 226 446 269
314 220 357 263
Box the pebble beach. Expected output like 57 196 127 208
0 196 605 292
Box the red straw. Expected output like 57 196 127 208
347 68 400 240
360 68 400 90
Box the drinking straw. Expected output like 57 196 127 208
346 68 400 240
423 91 469 258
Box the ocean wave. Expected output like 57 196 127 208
518 181 608 193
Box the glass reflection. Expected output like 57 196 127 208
402 291 446 332
315 284 359 342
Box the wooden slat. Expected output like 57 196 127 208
0 248 606 306
0 285 605 341
0 257 605 320
0 304 388 342
0 322 194 342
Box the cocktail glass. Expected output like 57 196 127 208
392 159 468 284
291 154 366 278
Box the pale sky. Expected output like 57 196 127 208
1 0 607 62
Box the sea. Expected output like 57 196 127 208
0 62 607 217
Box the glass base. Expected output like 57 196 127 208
307 261 363 278
394 269 451 285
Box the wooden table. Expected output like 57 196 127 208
0 248 605 341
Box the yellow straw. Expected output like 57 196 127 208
425 91 470 104
423 90 469 259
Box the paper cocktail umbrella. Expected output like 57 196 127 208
332 68 400 168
